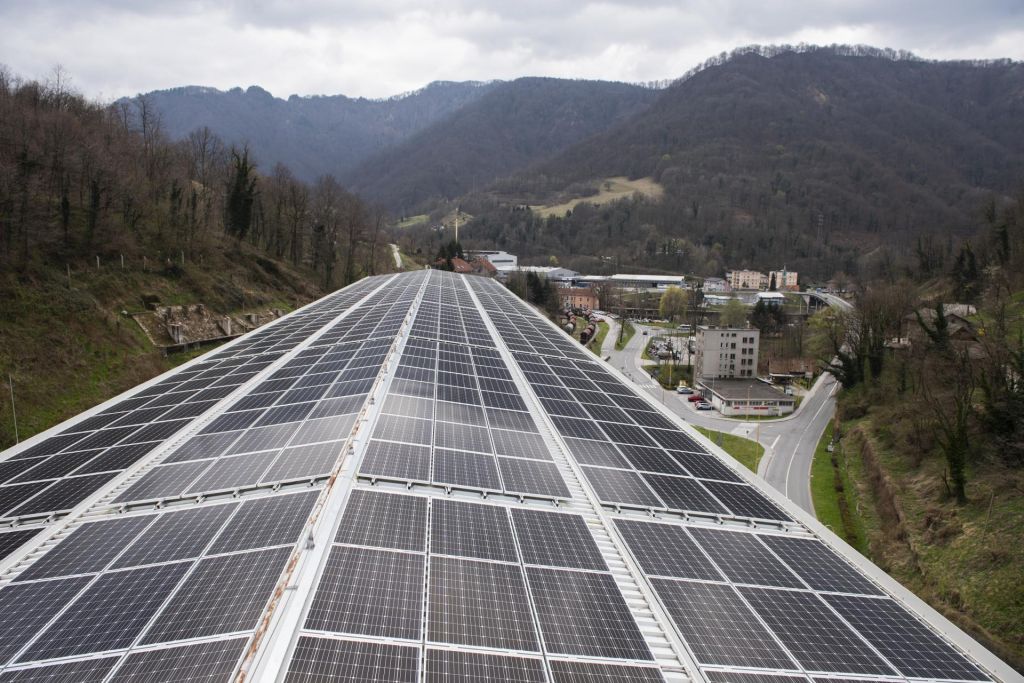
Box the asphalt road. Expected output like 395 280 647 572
601 319 836 516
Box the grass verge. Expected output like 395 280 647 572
695 427 763 472
810 422 867 553
614 321 635 351
588 321 609 356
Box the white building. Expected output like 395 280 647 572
756 291 787 307
496 265 579 282
608 274 685 290
470 250 518 269
699 378 795 416
702 277 730 292
693 325 760 380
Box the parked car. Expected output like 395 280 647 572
696 401 713 410
676 386 693 394
641 329 648 336
687 394 703 403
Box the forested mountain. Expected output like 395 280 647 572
343 78 658 213
456 47 1024 280
134 80 496 182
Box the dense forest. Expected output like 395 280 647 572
135 80 496 183
344 78 658 214
449 46 1024 280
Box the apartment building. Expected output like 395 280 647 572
694 325 760 379
726 269 768 290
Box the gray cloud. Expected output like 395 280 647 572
0 0 1020 100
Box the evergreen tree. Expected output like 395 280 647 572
225 147 257 241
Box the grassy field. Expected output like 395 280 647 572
533 177 664 218
395 214 428 229
695 427 764 472
614 321 635 351
809 422 869 553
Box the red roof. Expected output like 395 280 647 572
450 257 472 273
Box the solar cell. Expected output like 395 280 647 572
527 566 652 660
207 490 318 554
511 508 607 571
824 594 988 680
141 546 292 644
425 649 545 683
304 545 424 639
164 432 240 464
0 482 57 517
688 527 805 588
109 637 248 682
428 556 539 651
614 520 722 581
0 576 92 664
563 438 629 468
22 562 190 661
668 451 742 483
0 657 118 682
285 636 419 682
374 415 432 445
650 578 796 669
491 430 552 461
740 587 896 675
615 445 686 475
11 450 103 483
16 516 153 581
289 415 358 446
74 443 157 473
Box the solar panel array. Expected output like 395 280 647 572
358 271 571 500
0 270 1010 683
0 274 386 560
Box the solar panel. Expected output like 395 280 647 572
336 490 427 552
759 535 883 595
21 562 191 661
430 499 517 562
614 520 722 581
0 657 118 682
526 567 652 660
643 474 728 515
824 594 988 680
207 489 318 554
425 649 545 683
650 578 796 669
140 546 292 645
285 636 419 683
109 637 248 682
497 458 570 498
427 556 539 651
740 587 896 675
511 508 607 571
548 661 667 683
688 527 805 588
0 576 92 664
303 545 424 639
15 516 153 581
0 529 39 563
111 503 237 568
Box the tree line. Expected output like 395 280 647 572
0 66 390 288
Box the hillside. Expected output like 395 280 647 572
344 78 658 212
0 70 393 449
136 80 496 182
457 47 1024 279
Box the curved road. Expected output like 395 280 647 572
601 318 836 515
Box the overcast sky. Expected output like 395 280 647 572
1 1 1022 101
